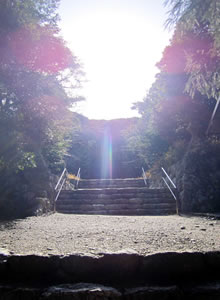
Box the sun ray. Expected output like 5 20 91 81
101 128 113 179
59 2 172 119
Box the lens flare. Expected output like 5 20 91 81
101 128 113 179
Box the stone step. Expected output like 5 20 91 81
58 192 173 203
79 184 146 189
60 188 170 195
2 282 220 300
58 193 173 200
3 252 220 289
56 197 175 205
57 178 176 216
79 178 146 188
79 181 146 186
56 199 176 208
56 208 176 215
56 203 176 211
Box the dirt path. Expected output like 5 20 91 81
0 213 219 256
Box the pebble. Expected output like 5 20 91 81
0 248 10 255
1 214 220 256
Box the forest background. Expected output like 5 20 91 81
0 0 220 217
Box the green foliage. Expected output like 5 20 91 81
66 116 142 179
164 140 188 166
0 0 60 31
164 0 220 102
165 0 220 43
132 0 220 172
0 0 83 177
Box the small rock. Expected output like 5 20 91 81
181 226 186 230
209 223 214 226
200 228 206 231
0 248 10 255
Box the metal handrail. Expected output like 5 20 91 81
161 167 179 214
54 167 81 208
54 168 67 203
75 168 81 189
206 96 220 135
161 167 176 189
142 167 147 186
162 177 177 200
55 168 67 191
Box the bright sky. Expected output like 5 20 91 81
58 0 172 120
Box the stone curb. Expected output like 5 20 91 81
1 251 220 286
1 282 220 299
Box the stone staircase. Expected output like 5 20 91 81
56 178 176 215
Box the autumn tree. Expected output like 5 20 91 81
0 0 84 217
131 0 220 170
165 0 220 101
0 0 83 175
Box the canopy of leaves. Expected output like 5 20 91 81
131 0 220 171
67 115 142 179
0 0 83 177
165 0 220 101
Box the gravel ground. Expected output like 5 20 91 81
0 213 219 257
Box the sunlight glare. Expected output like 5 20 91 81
101 128 113 179
60 8 171 119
